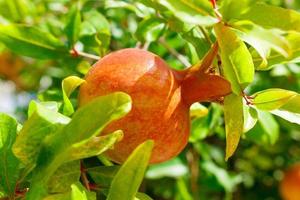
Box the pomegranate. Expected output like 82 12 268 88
79 47 231 163
280 164 300 200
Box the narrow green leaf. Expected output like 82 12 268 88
135 17 165 43
238 3 300 32
26 92 131 200
67 130 123 161
223 94 243 160
62 76 85 116
0 113 19 198
107 140 154 200
65 4 81 47
243 105 258 133
252 32 300 69
271 110 300 125
215 23 254 94
157 0 218 26
252 88 297 111
257 111 279 145
47 161 81 194
0 24 67 59
231 21 290 68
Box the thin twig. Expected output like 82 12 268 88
70 48 101 60
199 26 212 45
158 37 191 68
80 161 90 191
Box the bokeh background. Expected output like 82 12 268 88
0 0 299 199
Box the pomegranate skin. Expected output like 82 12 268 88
280 164 300 200
79 48 190 163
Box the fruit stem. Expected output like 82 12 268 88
70 48 101 60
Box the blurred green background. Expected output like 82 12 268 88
0 0 299 199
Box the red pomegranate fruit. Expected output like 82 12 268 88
280 164 300 200
79 47 231 163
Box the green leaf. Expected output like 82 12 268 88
135 17 165 43
280 94 300 114
223 94 244 160
257 111 279 144
231 21 290 68
190 102 208 118
135 192 153 200
80 10 111 55
243 105 258 133
26 92 131 199
237 3 300 32
65 4 81 47
43 182 96 200
28 101 60 117
202 160 242 192
0 113 19 198
252 32 300 69
146 158 188 179
67 130 123 161
107 140 154 200
181 26 210 59
190 104 222 142
0 24 67 59
220 0 257 22
87 166 119 188
252 88 297 111
12 104 70 170
62 76 85 116
157 0 218 26
215 23 254 94
271 110 300 125
47 161 81 194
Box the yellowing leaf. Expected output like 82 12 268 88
223 94 243 160
214 23 254 95
252 88 297 111
62 76 86 116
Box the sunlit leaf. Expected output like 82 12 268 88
215 23 254 94
220 0 258 21
238 3 300 32
0 24 67 59
107 140 154 200
26 92 132 199
62 76 85 116
243 105 258 133
231 21 290 68
223 94 244 160
157 0 218 26
252 88 297 111
0 113 19 198
67 130 123 161
271 110 300 125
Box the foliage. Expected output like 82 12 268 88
0 0 299 199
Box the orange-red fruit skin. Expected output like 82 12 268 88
280 164 300 200
79 48 190 164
